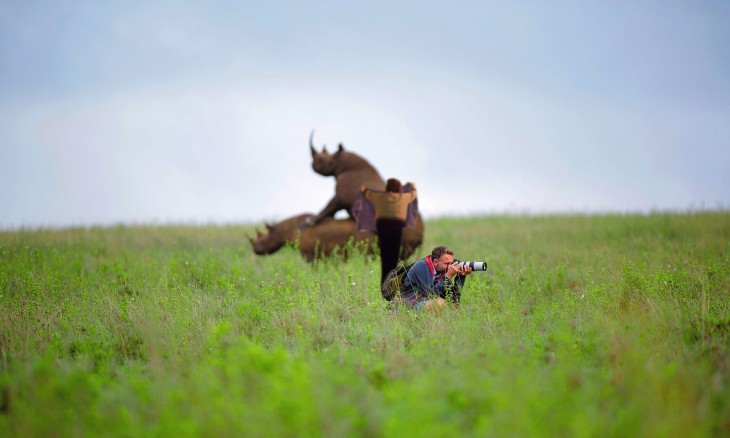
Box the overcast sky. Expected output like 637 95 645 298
1 1 728 229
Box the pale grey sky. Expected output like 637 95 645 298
1 1 728 228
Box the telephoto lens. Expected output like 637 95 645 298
454 260 487 271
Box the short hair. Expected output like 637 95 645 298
431 245 454 260
385 178 402 193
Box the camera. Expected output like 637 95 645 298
453 260 487 271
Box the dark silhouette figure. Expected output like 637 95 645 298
360 178 418 285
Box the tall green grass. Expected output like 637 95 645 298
1 213 728 436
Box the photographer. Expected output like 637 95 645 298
401 245 472 312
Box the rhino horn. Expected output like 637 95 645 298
310 130 317 156
309 130 329 155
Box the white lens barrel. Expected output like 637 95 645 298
457 261 487 271
469 261 487 271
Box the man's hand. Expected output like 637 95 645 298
459 264 473 277
446 262 460 279
446 262 472 279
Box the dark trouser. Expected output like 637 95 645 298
376 218 405 286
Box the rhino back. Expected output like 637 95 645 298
335 170 385 207
299 219 376 260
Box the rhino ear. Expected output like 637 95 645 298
335 143 344 156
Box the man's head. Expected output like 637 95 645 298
385 178 402 193
431 245 455 273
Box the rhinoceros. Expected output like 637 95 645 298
308 131 386 226
250 212 424 262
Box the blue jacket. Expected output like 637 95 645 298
402 255 465 306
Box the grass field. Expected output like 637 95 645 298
1 212 728 437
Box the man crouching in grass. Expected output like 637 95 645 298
401 245 472 313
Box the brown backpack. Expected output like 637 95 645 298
381 262 415 301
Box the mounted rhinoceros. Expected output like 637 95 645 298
307 131 385 226
250 212 424 262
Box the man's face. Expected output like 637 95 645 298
433 253 454 273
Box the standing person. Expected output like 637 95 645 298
401 245 472 312
360 178 418 285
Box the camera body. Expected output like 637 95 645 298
453 260 487 271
